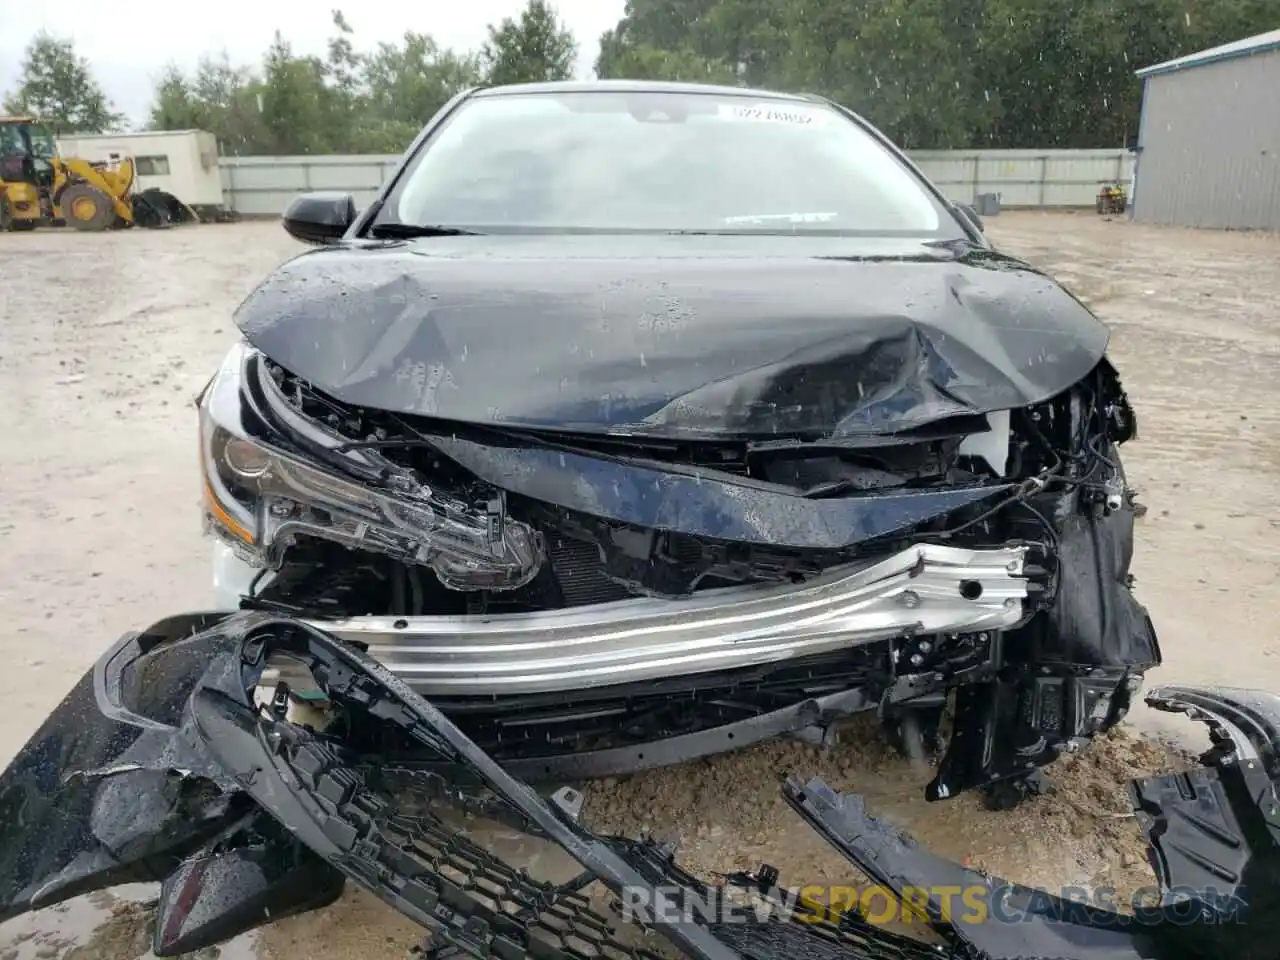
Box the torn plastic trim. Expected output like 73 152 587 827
197 621 1280 960
1131 685 1280 958
1145 684 1280 773
309 542 1032 695
189 614 964 959
153 810 346 956
783 776 1165 960
784 684 1280 960
0 623 249 924
191 614 745 960
7 612 1280 959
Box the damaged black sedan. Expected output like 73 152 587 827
196 80 1159 801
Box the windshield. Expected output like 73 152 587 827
381 90 961 237
25 125 57 159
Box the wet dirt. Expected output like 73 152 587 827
1 212 1277 957
583 717 1186 906
0 885 255 960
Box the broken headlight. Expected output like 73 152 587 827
197 341 543 590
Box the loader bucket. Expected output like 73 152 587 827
133 188 200 228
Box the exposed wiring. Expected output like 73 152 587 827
912 467 1058 542
1018 497 1061 548
915 374 1127 549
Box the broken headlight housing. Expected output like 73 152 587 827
197 341 543 590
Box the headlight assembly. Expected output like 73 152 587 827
198 342 543 591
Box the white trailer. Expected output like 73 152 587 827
55 129 226 217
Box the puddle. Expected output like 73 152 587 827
0 790 581 960
0 885 257 960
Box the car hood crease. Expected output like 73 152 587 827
235 235 1110 439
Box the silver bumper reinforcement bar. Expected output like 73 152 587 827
309 543 1031 695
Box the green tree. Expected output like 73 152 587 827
149 65 199 130
321 10 364 152
973 0 1256 148
194 56 268 154
780 0 997 148
133 0 1280 156
361 31 482 151
148 54 268 155
481 0 577 85
2 31 124 133
145 11 482 155
605 0 719 54
594 0 1280 150
259 32 332 154
326 10 362 98
595 38 737 83
597 0 794 86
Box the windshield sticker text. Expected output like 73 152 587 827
718 104 820 125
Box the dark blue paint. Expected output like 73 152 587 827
427 431 1012 549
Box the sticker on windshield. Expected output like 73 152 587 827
717 103 824 125
723 212 839 225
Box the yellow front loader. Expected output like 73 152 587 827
0 116 196 232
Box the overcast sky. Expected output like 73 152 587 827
1 0 627 126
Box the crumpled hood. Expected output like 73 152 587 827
235 234 1109 438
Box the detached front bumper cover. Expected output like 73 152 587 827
2 614 1279 960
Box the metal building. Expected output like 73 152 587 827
1132 28 1280 229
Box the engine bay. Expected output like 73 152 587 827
216 345 1138 607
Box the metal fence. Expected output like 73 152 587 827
910 149 1134 208
219 149 1135 215
220 155 403 216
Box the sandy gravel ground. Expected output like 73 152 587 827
1 211 1277 958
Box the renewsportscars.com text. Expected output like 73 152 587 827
618 883 1248 927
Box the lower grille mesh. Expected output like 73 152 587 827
548 536 632 607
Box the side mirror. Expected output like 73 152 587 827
282 192 356 245
958 203 985 233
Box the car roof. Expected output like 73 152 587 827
472 79 823 102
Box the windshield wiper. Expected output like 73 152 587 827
369 223 483 238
